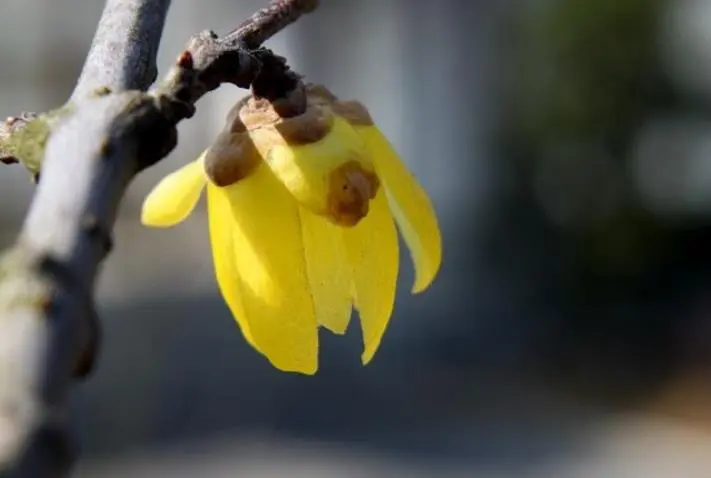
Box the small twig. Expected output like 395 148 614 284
154 0 316 112
0 0 317 176
0 0 318 476
231 0 319 49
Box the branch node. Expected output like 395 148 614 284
233 0 320 49
36 256 101 381
80 215 114 257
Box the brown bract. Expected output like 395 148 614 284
203 130 261 186
205 85 332 186
237 89 332 145
327 160 380 227
204 83 375 190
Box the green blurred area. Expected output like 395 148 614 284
502 0 703 280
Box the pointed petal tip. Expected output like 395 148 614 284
361 346 378 365
411 283 427 295
410 240 442 294
361 326 388 364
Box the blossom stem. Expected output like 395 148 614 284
231 0 320 50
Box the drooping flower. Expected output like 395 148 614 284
141 84 442 374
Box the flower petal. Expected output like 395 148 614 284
206 184 259 350
299 207 353 335
356 126 442 293
219 164 319 375
141 155 207 228
262 117 377 225
343 190 399 365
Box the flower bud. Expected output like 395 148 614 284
231 86 380 226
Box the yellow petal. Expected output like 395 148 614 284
343 190 399 365
141 154 207 228
206 183 258 350
261 117 377 226
356 126 442 293
219 164 318 374
299 207 353 335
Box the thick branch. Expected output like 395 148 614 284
0 0 318 477
0 0 171 475
72 0 168 99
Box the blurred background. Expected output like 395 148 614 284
4 0 711 476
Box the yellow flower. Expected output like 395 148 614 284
141 84 442 375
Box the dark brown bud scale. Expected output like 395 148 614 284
327 160 380 227
273 106 332 145
270 84 307 118
207 83 376 188
203 130 261 187
237 87 333 146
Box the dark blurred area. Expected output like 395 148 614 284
4 0 711 476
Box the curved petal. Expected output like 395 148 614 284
262 118 376 225
343 190 399 364
220 164 319 375
141 155 207 228
299 207 353 335
356 126 442 293
206 184 258 350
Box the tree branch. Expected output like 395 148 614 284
72 0 168 98
232 0 319 49
0 0 318 476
